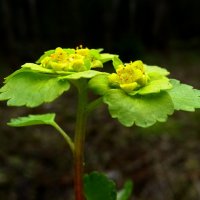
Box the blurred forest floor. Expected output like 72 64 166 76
0 46 200 200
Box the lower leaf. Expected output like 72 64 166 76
84 172 117 200
7 113 56 127
117 180 133 200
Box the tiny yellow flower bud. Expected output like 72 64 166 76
120 82 138 92
71 59 86 72
76 48 90 57
41 57 51 68
130 60 144 71
49 61 67 71
91 60 103 68
138 75 149 86
109 73 120 87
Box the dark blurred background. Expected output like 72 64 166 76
0 0 200 199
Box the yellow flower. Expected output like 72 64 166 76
76 45 90 57
108 60 149 92
40 46 100 72
50 47 68 62
41 47 70 71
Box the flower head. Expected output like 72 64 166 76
40 46 103 72
108 60 149 92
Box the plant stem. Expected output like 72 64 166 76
74 79 88 200
86 97 103 114
52 122 75 153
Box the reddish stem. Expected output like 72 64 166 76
73 80 87 200
74 150 85 200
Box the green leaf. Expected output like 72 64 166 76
0 71 70 107
103 89 174 127
168 79 200 111
7 113 56 127
145 64 170 79
100 53 117 63
61 70 107 80
130 77 172 95
84 172 117 200
112 56 123 70
3 68 29 81
88 74 110 95
62 48 76 54
22 63 75 75
117 180 133 200
22 63 54 73
36 49 55 63
89 49 102 59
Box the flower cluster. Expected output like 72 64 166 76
40 46 103 72
108 60 149 92
0 46 199 129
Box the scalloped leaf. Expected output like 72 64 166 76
3 68 30 81
112 56 123 70
130 77 172 95
84 172 117 200
117 180 133 200
168 79 200 111
7 113 56 127
0 71 70 107
88 74 110 95
145 64 170 80
99 53 116 63
103 89 174 127
22 63 55 73
89 49 102 59
36 49 55 63
61 70 107 80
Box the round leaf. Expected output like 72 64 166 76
0 71 70 107
21 63 73 75
99 53 117 63
168 79 200 111
61 70 106 80
8 113 56 127
144 64 170 78
88 74 110 95
130 77 172 95
103 89 174 127
84 172 117 200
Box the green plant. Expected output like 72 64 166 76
0 46 199 200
